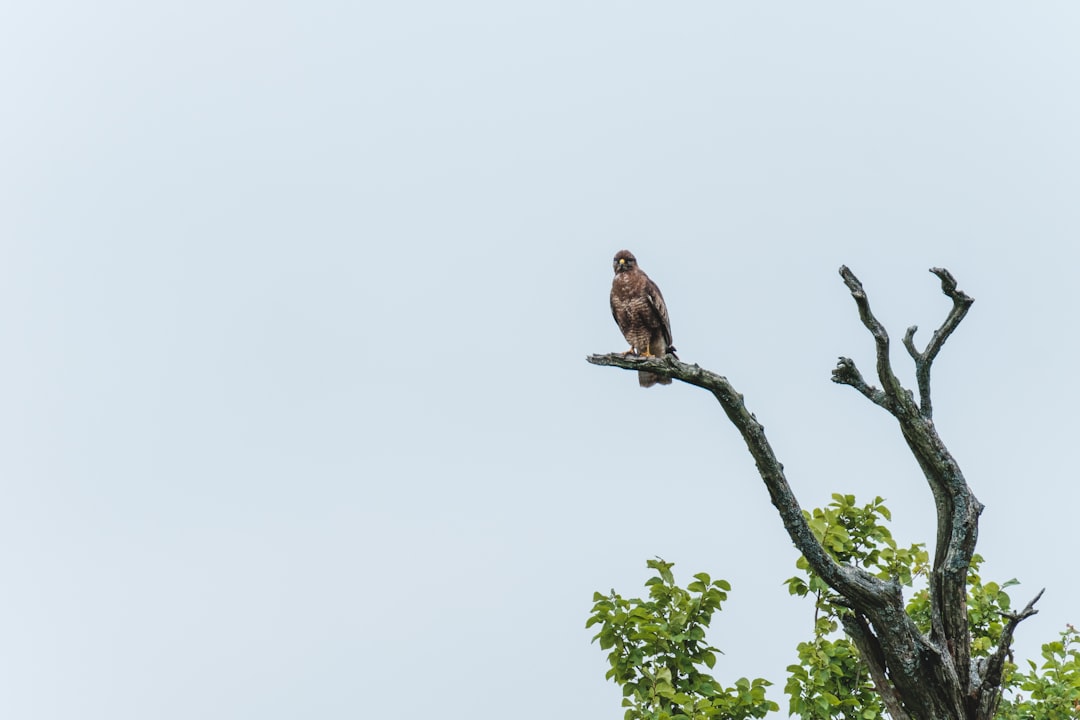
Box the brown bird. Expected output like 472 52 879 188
610 250 677 388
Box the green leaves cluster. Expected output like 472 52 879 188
783 494 1079 720
589 496 1078 720
587 558 778 720
786 494 929 598
999 624 1080 720
783 494 927 720
905 553 1017 658
785 632 880 720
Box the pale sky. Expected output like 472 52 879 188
2 3 1078 719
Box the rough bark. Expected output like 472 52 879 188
587 266 1041 720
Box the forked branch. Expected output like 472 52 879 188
834 267 984 703
901 268 975 418
984 588 1045 688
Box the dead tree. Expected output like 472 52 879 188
587 266 1042 720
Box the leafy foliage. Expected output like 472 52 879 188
784 494 1078 720
906 553 1018 659
589 498 1077 720
998 624 1080 720
783 494 928 720
587 558 778 720
785 630 881 720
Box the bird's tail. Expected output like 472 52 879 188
638 371 672 388
638 346 677 388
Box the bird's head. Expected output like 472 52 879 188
613 250 637 274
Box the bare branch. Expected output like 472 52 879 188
926 268 975 364
831 356 894 411
587 352 682 380
903 325 921 361
586 352 891 611
838 266 908 406
972 588 1044 719
836 267 986 692
902 268 975 419
982 588 1044 688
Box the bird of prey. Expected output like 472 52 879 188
610 250 676 388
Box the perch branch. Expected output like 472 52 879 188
586 352 891 611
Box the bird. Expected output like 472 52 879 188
609 250 677 388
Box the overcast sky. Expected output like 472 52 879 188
2 3 1079 719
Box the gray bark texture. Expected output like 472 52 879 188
587 266 1042 720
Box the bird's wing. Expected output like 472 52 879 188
645 277 672 346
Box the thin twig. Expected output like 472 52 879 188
982 588 1045 688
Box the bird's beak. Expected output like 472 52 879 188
618 259 626 265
